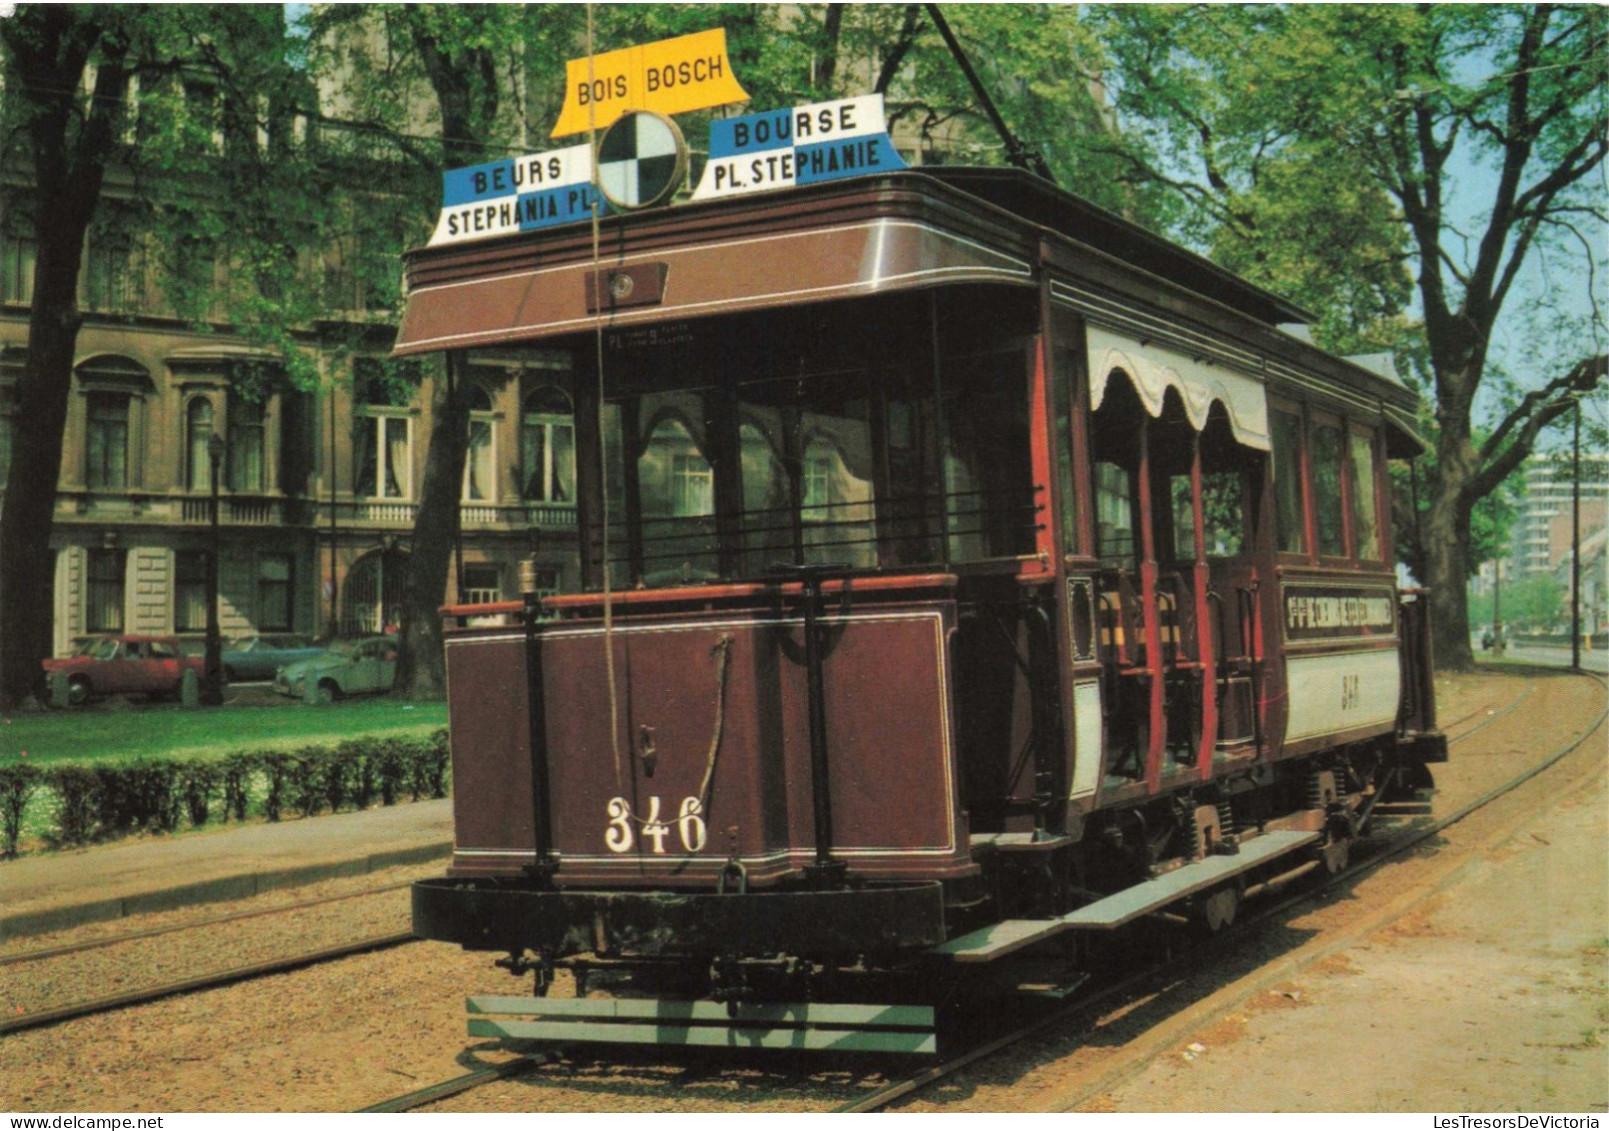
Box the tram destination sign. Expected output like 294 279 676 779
692 94 906 201
428 143 607 247
551 28 749 138
1283 584 1397 641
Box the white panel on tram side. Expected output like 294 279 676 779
1070 679 1103 800
1283 649 1401 743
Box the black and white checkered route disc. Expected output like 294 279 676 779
595 111 687 210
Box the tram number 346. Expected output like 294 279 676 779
605 796 708 854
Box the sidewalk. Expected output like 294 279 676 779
0 799 453 943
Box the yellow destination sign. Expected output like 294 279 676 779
551 28 750 138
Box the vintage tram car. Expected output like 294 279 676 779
404 166 1445 1052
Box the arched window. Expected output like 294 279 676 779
521 386 574 504
185 397 215 491
462 383 496 502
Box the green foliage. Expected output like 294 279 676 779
1 734 450 854
221 753 257 823
1391 415 1524 582
45 765 100 846
1468 574 1565 632
0 763 41 858
178 761 221 828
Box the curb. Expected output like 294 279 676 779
0 840 451 944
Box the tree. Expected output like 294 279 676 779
0 7 132 708
0 6 337 709
1088 4 1607 670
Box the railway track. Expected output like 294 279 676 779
846 670 1606 1113
358 669 1599 1115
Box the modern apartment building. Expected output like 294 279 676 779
1511 452 1609 579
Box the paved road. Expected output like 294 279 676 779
1481 642 1609 673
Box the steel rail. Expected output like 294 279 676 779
358 1052 561 1114
0 931 416 1037
839 670 1605 1113
0 879 417 969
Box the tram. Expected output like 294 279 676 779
402 157 1444 1053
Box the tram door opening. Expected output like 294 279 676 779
1091 378 1266 790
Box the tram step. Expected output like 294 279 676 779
464 994 937 1055
934 830 1320 963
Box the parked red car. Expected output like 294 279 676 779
43 634 208 706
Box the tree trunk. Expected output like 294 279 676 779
0 274 81 708
0 10 126 710
391 353 473 700
1422 476 1476 674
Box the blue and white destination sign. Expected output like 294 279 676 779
691 93 906 200
429 143 608 246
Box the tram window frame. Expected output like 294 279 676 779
584 292 1039 589
1269 401 1311 559
1309 410 1349 561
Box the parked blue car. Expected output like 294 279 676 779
222 634 325 682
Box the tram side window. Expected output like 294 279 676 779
636 409 719 585
1170 471 1245 558
1349 429 1382 560
1311 420 1346 557
1270 409 1307 555
943 347 1035 563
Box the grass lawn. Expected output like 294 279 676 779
0 697 448 767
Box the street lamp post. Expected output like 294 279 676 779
203 432 226 706
1571 396 1582 672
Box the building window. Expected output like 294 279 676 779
460 564 501 605
671 451 715 517
1271 408 1307 555
175 550 208 632
86 393 131 488
186 397 215 491
462 385 495 502
1311 420 1346 557
357 415 410 498
229 399 266 492
84 227 139 312
258 553 293 630
521 387 575 504
0 226 35 306
87 549 126 632
353 359 414 500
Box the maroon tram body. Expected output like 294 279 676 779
405 168 1444 1043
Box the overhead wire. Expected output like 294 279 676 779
583 3 624 797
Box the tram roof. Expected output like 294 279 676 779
914 166 1316 327
395 167 1422 448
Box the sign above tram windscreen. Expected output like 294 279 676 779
425 32 907 248
691 94 906 200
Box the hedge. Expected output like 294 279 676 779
0 728 450 858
